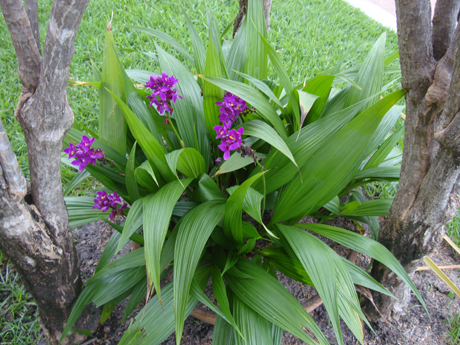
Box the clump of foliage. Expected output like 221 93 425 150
60 1 425 344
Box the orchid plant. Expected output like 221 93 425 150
61 1 419 344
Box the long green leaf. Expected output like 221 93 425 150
126 142 140 202
184 12 206 77
106 89 173 183
63 169 91 196
344 33 386 110
143 178 193 303
99 26 127 154
225 259 328 345
303 223 428 314
258 33 299 131
278 224 343 345
211 267 243 337
341 198 393 217
118 267 210 345
116 198 143 254
240 120 297 168
174 200 226 345
213 315 235 345
365 125 404 169
246 0 268 80
165 148 205 182
203 33 224 142
233 294 274 345
271 89 406 224
224 172 266 243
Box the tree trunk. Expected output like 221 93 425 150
0 0 99 344
364 0 460 321
233 0 272 37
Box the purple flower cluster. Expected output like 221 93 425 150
92 190 128 221
216 92 248 127
64 136 104 172
144 72 183 115
213 93 247 161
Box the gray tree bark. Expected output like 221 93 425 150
233 0 272 37
364 0 460 321
0 0 98 344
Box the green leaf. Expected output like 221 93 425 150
213 315 235 345
232 294 275 345
277 224 343 345
116 198 144 254
61 266 146 342
165 148 205 182
366 105 404 157
262 246 313 286
225 259 328 345
174 200 226 344
352 166 401 181
118 267 210 345
233 70 283 108
224 172 266 243
122 277 147 323
258 32 300 132
197 75 287 140
135 160 160 189
250 95 371 195
85 164 130 202
211 266 243 338
240 120 297 168
364 125 404 169
63 169 91 196
344 33 386 110
128 26 194 64
303 223 428 314
203 33 224 142
226 18 247 81
297 90 319 135
126 142 140 202
302 75 335 125
271 89 406 224
215 151 264 176
143 178 193 303
95 230 122 273
184 12 206 77
246 0 268 80
189 173 226 203
341 199 393 217
343 259 393 297
106 88 173 183
99 27 127 154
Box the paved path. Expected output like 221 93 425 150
343 0 437 31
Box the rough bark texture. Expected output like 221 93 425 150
432 0 460 61
0 0 98 344
364 0 460 321
233 0 272 37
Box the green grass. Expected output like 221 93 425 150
446 311 460 345
0 255 42 345
447 209 460 247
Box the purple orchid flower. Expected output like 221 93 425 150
145 72 183 115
